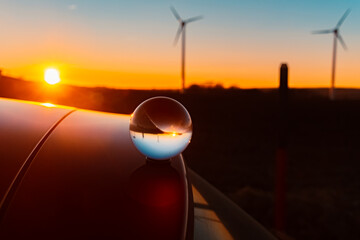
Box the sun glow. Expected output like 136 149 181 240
40 103 56 108
44 68 60 85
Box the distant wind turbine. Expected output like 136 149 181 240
170 6 202 93
312 9 351 100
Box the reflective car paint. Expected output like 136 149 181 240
0 98 73 204
0 100 191 239
0 98 277 240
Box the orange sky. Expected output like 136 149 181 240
0 1 359 89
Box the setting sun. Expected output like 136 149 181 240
44 68 60 85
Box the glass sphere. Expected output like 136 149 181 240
130 97 192 160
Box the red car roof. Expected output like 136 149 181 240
0 98 190 239
0 98 74 203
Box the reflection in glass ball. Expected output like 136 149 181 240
129 97 192 160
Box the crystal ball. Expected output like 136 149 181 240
129 97 192 160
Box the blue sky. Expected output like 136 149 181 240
0 0 359 88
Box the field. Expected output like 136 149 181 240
1 76 360 239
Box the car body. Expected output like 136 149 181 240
0 97 276 240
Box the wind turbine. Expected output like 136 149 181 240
170 6 202 93
312 9 351 100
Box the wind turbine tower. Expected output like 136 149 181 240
312 9 351 100
171 6 202 93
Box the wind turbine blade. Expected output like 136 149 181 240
337 34 347 50
173 25 183 46
336 8 351 29
170 6 181 21
184 15 203 23
312 29 333 34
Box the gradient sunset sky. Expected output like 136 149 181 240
0 0 359 89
